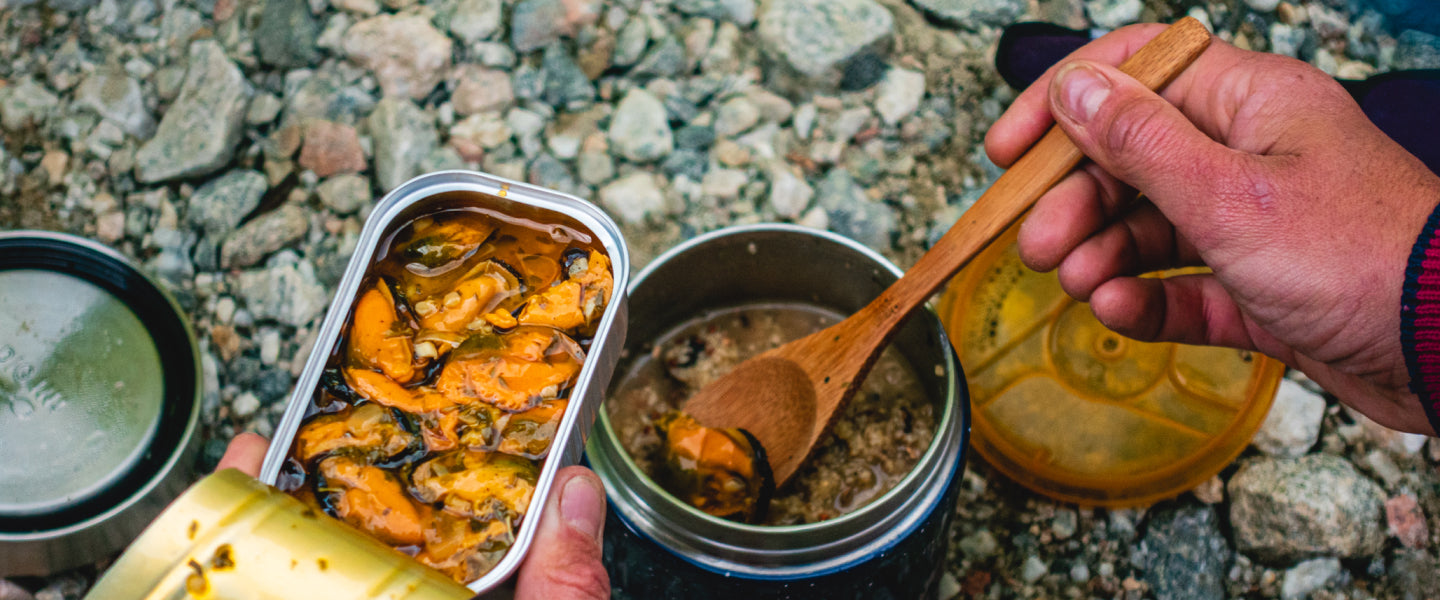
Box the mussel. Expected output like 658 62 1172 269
435 326 584 412
314 455 429 546
517 251 613 332
294 402 420 465
653 412 774 523
410 451 539 524
347 280 419 383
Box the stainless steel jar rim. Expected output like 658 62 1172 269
588 223 969 577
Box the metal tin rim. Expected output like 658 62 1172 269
0 231 202 575
587 223 970 578
258 170 631 593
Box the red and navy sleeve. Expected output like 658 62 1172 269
1401 203 1440 435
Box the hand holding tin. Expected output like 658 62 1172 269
681 17 1213 486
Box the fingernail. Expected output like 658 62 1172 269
1055 63 1110 122
561 475 605 544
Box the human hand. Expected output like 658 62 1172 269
984 23 1440 434
217 433 610 599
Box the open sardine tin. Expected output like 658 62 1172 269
258 170 630 593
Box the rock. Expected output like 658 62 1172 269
1395 29 1440 70
1132 503 1230 600
299 120 366 177
1356 411 1429 456
630 35 686 79
748 89 794 123
344 14 453 100
1052 509 1078 540
701 168 747 199
1252 379 1325 457
451 66 514 116
1019 555 1048 583
256 0 320 69
510 0 601 53
368 98 438 191
279 70 375 131
235 253 332 327
1280 558 1341 600
135 41 253 183
1085 0 1143 28
661 148 708 180
874 67 925 125
577 147 614 186
909 0 1026 28
673 0 756 25
0 579 35 600
541 43 596 108
246 92 284 125
599 172 665 224
1386 494 1430 549
474 42 519 68
1391 550 1440 600
72 69 155 138
816 168 894 251
451 112 513 150
767 162 812 218
1228 454 1386 562
1269 23 1306 58
1243 0 1280 12
675 124 716 150
528 152 578 194
613 17 650 68
449 0 503 43
715 96 760 137
188 169 269 235
331 0 380 14
757 0 894 78
317 173 372 215
233 391 261 417
839 50 888 92
958 529 998 559
1362 449 1404 487
221 204 311 269
0 78 60 131
608 89 673 163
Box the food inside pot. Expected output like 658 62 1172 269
279 206 612 584
609 304 935 526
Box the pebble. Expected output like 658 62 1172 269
448 0 503 44
1244 0 1281 12
1394 29 1440 70
1085 0 1143 29
1070 563 1091 583
1133 503 1230 600
701 168 747 199
246 92 284 125
839 50 888 92
72 69 155 138
510 0 601 53
259 329 282 365
451 66 515 116
0 579 34 600
630 35 687 79
910 0 1026 28
1228 454 1387 562
299 120 367 177
661 148 708 180
1280 558 1341 600
613 17 650 68
1385 494 1429 549
187 169 269 236
577 147 615 186
0 79 59 131
874 67 925 126
1051 508 1078 540
234 252 332 328
317 173 372 215
232 391 261 417
1020 555 1048 583
451 111 513 151
330 0 380 14
221 204 311 269
368 97 439 191
256 0 320 68
609 89 674 163
1252 379 1325 458
767 162 813 218
757 0 894 78
599 172 665 224
135 41 253 183
714 96 760 137
541 42 597 108
343 13 453 100
957 529 998 559
672 0 755 25
816 168 894 251
1269 23 1307 58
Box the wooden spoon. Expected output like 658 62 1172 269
683 17 1214 487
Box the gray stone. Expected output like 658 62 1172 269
528 152 577 194
874 68 925 125
280 70 376 130
599 172 665 224
221 204 311 269
1269 23 1307 58
317 173 372 215
957 529 998 559
1390 550 1440 600
1085 0 1142 28
1281 558 1342 600
188 170 269 235
673 0 756 25
675 124 716 150
331 0 380 14
613 17 650 67
451 112 513 150
1052 508 1078 540
256 0 321 69
47 0 97 12
608 89 673 163
452 66 515 116
72 69 155 138
135 41 253 183
661 148 708 180
368 98 439 192
344 13 453 100
0 579 35 600
511 0 601 53
1395 29 1440 70
577 148 614 185
701 168 747 199
758 0 894 78
1229 455 1386 563
542 43 596 108
767 162 812 218
449 0 503 43
839 50 888 92
235 253 332 327
473 42 519 68
816 168 894 251
1020 555 1048 583
246 92 284 125
0 79 60 131
910 0 1026 28
1253 379 1325 458
630 35 686 79
714 96 760 137
1244 0 1280 12
1132 504 1230 600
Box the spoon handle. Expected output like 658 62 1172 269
862 16 1213 335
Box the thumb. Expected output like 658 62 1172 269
511 466 609 600
1047 60 1268 250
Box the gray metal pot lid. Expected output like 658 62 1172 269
0 269 165 516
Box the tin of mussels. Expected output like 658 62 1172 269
586 224 969 599
0 231 202 577
257 170 630 593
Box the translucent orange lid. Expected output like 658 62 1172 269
937 225 1282 507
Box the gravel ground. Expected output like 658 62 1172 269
2 0 1440 598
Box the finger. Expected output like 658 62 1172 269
1053 202 1204 300
215 433 270 477
513 466 608 600
1088 274 1259 350
1017 165 1136 272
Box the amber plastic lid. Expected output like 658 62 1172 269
937 225 1282 507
